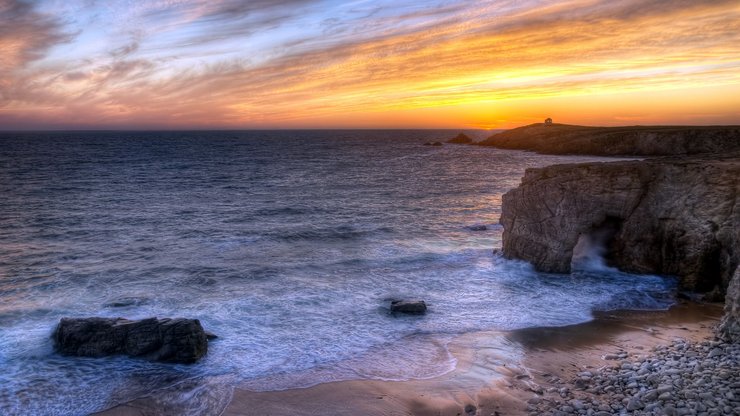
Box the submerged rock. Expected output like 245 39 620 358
103 296 149 308
390 300 427 315
466 224 488 231
52 317 209 363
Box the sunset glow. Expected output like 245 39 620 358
2 0 740 129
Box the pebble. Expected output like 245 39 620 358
708 348 723 358
626 396 644 411
526 335 740 416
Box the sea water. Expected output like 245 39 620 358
0 130 676 415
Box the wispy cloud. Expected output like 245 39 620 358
0 0 71 71
1 0 739 128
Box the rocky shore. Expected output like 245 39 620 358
494 123 740 414
526 334 739 416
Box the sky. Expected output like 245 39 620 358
1 0 740 129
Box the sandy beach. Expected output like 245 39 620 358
98 301 723 416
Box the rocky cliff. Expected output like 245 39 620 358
720 267 740 342
478 124 740 156
500 155 740 294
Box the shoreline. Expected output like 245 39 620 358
97 301 723 416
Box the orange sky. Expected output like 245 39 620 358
1 0 740 129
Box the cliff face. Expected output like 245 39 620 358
500 156 739 293
478 124 740 156
720 267 740 342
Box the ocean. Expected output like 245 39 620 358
0 130 676 415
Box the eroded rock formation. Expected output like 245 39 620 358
500 155 739 293
478 124 740 156
53 317 209 363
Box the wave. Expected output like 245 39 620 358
254 206 322 216
270 225 394 242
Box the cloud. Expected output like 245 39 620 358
133 0 739 119
111 41 140 59
0 0 73 108
1 0 739 128
0 0 72 72
127 0 316 50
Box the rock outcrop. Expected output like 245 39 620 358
53 317 209 363
720 267 740 342
500 155 739 293
478 123 740 156
447 133 473 144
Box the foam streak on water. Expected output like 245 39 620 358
0 131 675 415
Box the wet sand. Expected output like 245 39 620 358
97 301 723 416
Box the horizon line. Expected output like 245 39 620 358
2 122 740 133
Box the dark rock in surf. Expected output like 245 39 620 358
103 296 149 308
52 317 209 363
390 300 427 315
466 224 488 231
447 133 474 144
423 141 443 146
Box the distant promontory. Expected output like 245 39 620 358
476 123 740 156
